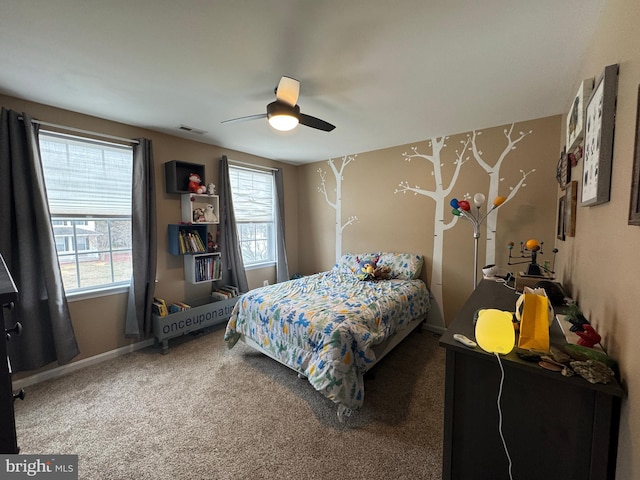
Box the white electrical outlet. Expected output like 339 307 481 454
263 280 269 286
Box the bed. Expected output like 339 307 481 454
224 252 430 420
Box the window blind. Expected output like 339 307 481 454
229 166 274 222
40 132 133 216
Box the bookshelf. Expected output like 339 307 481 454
154 173 239 353
152 294 239 354
184 252 222 284
165 160 206 194
167 224 208 255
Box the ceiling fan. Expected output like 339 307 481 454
222 76 335 132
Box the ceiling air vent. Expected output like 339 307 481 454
177 124 207 135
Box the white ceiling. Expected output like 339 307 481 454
0 0 605 165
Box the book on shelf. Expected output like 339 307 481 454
210 291 229 301
179 229 206 253
219 284 239 296
153 297 168 316
193 254 221 282
168 301 192 314
211 284 240 301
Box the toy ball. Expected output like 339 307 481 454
473 193 486 207
525 239 540 251
458 200 470 211
493 196 506 207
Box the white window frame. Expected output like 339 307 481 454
228 164 277 269
39 131 133 298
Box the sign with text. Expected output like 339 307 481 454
1 455 78 479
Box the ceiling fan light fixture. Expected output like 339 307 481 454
267 101 300 131
268 114 299 131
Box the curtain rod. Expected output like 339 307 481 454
29 119 139 145
228 159 279 172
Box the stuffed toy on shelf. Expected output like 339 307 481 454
188 173 206 194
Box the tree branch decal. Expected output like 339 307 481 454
317 155 358 262
394 136 472 330
468 124 534 265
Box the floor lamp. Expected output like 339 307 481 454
451 194 506 288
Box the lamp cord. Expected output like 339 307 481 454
495 352 514 480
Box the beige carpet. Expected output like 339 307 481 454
13 325 445 480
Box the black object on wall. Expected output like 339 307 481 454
1 254 21 453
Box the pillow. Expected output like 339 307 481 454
334 252 423 280
376 252 423 280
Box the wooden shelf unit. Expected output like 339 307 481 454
181 193 219 225
184 252 222 284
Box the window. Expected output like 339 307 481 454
228 165 276 267
39 131 133 293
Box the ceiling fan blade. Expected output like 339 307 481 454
299 113 335 132
221 113 267 124
275 76 300 107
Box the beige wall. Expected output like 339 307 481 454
5 2 639 470
298 116 560 324
1 94 297 368
557 0 640 477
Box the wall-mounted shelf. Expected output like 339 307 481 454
181 194 219 224
165 160 205 194
184 252 222 284
167 224 208 255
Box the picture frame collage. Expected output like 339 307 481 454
559 64 620 239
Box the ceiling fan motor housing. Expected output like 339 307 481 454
267 101 300 120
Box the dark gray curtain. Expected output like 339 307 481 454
125 138 157 338
274 168 290 283
218 155 249 293
0 109 79 371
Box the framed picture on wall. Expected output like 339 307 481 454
557 195 566 241
629 84 640 225
581 64 619 207
565 180 577 236
566 78 594 152
556 146 570 189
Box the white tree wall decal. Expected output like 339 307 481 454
468 124 534 266
395 136 471 330
395 123 535 329
317 155 358 263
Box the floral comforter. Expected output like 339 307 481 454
224 269 430 410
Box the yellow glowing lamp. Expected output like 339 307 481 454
474 309 515 355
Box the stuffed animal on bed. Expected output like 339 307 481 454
355 256 391 281
355 256 377 281
374 265 392 280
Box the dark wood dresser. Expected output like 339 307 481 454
1 254 20 454
439 280 623 480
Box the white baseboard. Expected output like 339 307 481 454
12 338 155 390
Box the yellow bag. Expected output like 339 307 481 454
515 288 552 351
